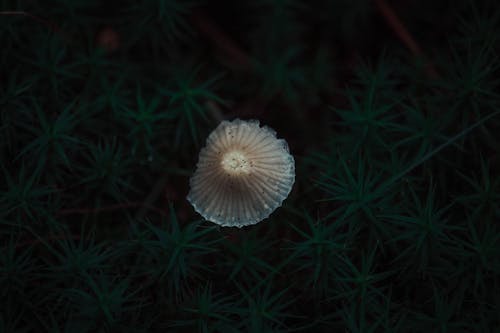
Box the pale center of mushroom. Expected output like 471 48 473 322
221 150 251 175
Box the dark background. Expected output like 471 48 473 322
1 0 500 332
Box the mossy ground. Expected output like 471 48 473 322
1 0 500 332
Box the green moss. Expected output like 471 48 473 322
1 0 500 331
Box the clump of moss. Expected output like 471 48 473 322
1 0 500 331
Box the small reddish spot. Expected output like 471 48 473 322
96 26 120 53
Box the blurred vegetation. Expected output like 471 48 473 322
1 0 500 331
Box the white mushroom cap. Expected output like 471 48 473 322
187 119 295 227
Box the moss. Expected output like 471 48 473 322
1 0 500 331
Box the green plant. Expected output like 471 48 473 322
235 282 298 332
158 65 224 145
222 230 276 283
170 283 237 332
383 185 459 275
133 208 220 299
2 0 500 331
287 212 348 298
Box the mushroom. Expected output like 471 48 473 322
187 119 295 227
